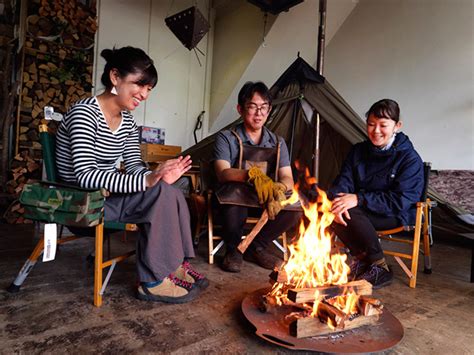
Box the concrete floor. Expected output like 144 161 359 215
0 223 473 354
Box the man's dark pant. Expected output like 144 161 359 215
331 207 399 262
219 204 302 251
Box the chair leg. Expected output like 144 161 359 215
422 203 432 274
409 204 423 288
94 222 104 307
7 238 45 293
207 198 215 264
470 239 474 283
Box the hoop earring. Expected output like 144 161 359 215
111 86 118 95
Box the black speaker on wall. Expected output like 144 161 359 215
165 6 210 51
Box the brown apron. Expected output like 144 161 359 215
216 130 281 207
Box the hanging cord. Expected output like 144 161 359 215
193 47 205 67
262 12 268 47
192 0 207 67
193 111 205 144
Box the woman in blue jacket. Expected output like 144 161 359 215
328 99 424 289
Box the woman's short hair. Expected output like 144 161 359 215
365 99 400 122
238 81 272 107
100 46 158 89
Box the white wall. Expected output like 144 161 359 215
210 0 358 131
94 0 473 169
210 2 276 128
94 0 212 149
325 0 474 170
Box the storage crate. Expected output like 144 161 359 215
140 144 182 162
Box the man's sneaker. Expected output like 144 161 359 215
222 249 243 273
348 259 370 281
359 264 393 289
243 246 283 270
175 261 209 289
136 276 200 303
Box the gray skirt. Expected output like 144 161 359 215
104 181 195 282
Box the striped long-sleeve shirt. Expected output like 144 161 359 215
56 96 150 193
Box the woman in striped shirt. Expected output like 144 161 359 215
56 46 207 303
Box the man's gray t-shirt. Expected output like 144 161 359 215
213 123 291 168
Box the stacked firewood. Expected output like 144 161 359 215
19 0 96 146
3 151 41 224
20 55 93 118
29 0 97 48
3 0 96 223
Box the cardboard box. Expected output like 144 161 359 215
140 143 182 162
139 126 165 145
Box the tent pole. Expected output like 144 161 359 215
313 0 327 180
289 99 299 162
316 0 326 75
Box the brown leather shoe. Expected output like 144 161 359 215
222 249 243 273
243 246 283 270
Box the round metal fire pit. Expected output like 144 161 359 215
242 288 404 353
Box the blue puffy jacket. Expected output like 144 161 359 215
328 132 424 225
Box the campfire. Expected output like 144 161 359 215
261 175 384 338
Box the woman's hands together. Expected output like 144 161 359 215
331 193 358 226
146 155 192 187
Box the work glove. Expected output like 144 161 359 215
267 182 287 220
248 166 274 204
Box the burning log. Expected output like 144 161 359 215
289 296 383 338
269 269 290 284
237 210 269 254
316 301 347 328
286 280 373 303
290 311 380 338
358 295 383 316
260 293 312 314
258 184 388 340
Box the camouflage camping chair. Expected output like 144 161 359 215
7 119 137 307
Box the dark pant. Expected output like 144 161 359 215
331 207 399 262
105 181 195 282
219 204 302 251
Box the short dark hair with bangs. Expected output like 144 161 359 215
365 99 400 122
238 81 272 107
100 46 158 89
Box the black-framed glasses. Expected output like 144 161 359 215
245 103 270 115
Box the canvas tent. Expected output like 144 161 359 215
183 56 473 235
184 56 366 190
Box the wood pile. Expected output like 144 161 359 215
3 150 41 224
3 0 96 223
288 294 383 338
260 280 384 338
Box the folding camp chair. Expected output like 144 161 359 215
7 119 136 307
377 162 433 288
195 161 288 264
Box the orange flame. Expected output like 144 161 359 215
327 289 360 315
269 170 357 319
281 186 350 289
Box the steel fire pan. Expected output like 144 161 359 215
242 288 404 353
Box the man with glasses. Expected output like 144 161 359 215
213 81 300 273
